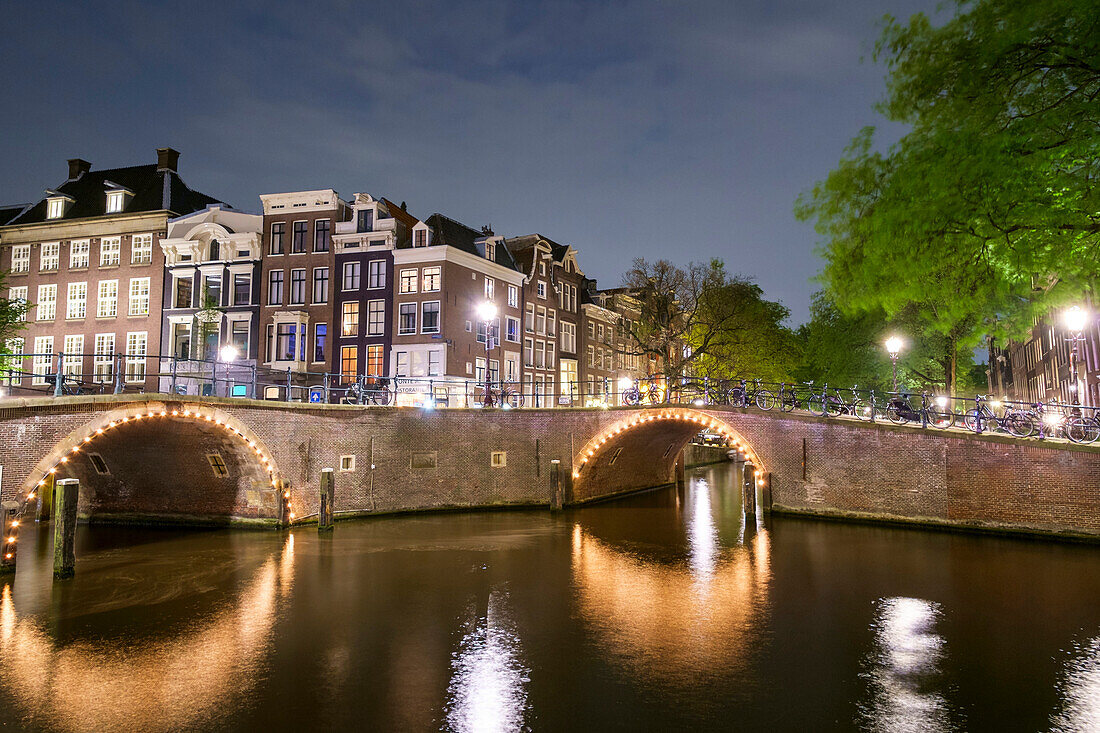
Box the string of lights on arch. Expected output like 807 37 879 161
4 405 294 564
573 409 767 480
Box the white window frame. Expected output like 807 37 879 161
537 280 546 299
367 260 386 289
62 335 84 377
9 287 28 321
399 268 418 294
46 198 65 219
93 333 115 383
32 336 53 385
69 239 90 269
484 277 495 301
100 237 121 267
97 279 118 318
508 284 519 308
131 233 153 264
421 300 440 334
397 302 417 335
66 281 87 320
40 242 60 272
422 266 441 292
36 284 57 321
367 299 385 336
106 190 126 213
11 245 30 273
128 277 150 316
125 332 147 383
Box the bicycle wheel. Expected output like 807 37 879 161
779 394 795 412
824 397 844 417
851 399 873 421
886 402 908 425
727 387 745 407
962 409 983 432
1005 411 1035 438
1068 417 1100 444
807 396 825 415
755 390 774 411
927 406 954 429
646 388 662 405
622 389 640 406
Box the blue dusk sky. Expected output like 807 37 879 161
0 0 942 323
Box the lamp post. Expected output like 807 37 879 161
1064 306 1088 406
477 302 498 408
885 336 903 393
218 344 238 397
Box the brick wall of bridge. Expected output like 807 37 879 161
0 396 1098 539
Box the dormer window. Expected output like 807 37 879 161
106 190 126 213
46 197 67 219
485 242 496 261
414 229 427 247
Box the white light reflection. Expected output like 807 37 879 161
445 588 530 733
685 476 718 583
859 597 954 733
1051 635 1100 732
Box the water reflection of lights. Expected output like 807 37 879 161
685 478 718 583
571 520 770 686
445 588 530 733
859 597 954 732
0 535 295 733
1051 635 1100 732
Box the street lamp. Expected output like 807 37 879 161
885 335 903 393
218 345 239 398
1064 306 1089 405
219 345 239 362
477 302 498 407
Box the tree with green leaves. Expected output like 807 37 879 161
0 270 30 375
796 0 1100 395
619 258 796 396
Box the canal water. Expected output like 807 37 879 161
0 463 1097 732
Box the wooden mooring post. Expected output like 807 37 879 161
319 468 335 532
53 478 79 580
549 460 563 511
742 463 757 520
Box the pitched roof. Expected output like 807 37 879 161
411 213 520 271
7 160 225 226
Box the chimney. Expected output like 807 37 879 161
67 158 91 180
156 147 180 172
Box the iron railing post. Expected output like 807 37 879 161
53 352 63 397
285 368 292 402
323 372 330 403
113 353 123 394
251 363 258 400
921 392 929 429
170 356 178 395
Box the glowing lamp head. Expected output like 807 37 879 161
219 345 239 362
617 376 634 391
1043 412 1065 427
885 336 903 357
1064 306 1088 334
477 302 498 322
935 396 948 408
990 399 1003 409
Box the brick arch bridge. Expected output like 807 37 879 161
1 394 1098 539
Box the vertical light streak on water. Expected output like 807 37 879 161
859 597 954 733
1050 635 1100 732
685 476 718 585
445 588 531 733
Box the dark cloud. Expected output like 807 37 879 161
0 0 942 322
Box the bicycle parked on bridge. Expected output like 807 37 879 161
961 395 1034 437
621 376 663 406
341 376 394 406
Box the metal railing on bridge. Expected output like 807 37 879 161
2 352 1098 445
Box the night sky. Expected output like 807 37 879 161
1 0 941 323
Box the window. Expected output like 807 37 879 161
46 198 65 219
100 237 120 267
427 349 441 377
342 301 360 337
206 454 229 477
539 261 546 276
477 318 498 345
367 344 384 377
491 451 507 468
125 332 147 382
398 303 416 334
341 346 358 383
208 239 221 261
290 269 306 305
1 338 24 386
414 229 427 247
369 239 385 247
475 356 486 382
93 334 114 382
340 455 356 472
525 303 535 332
314 219 330 252
268 270 284 305
399 269 418 294
36 284 56 321
292 221 308 253
270 222 285 254
32 337 53 385
11 245 29 273
536 306 546 335
312 268 328 304
506 316 519 343
561 322 576 352
106 190 125 213
40 242 60 271
62 335 83 377
234 274 252 305
70 239 89 269
343 262 361 291
368 260 385 289
230 320 249 353
411 451 437 469
422 301 440 333
367 299 385 335
314 324 327 363
537 281 546 299
275 323 297 361
484 277 494 301
203 274 222 306
173 276 193 309
357 209 373 233
505 353 519 382
485 241 496 261
8 287 27 321
396 351 409 376
422 266 441 292
66 282 87 319
508 284 519 308
128 277 150 316
535 342 545 368
547 310 556 336
97 280 118 317
546 342 555 369
131 233 153 264
524 338 534 366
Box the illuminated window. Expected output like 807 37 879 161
66 282 87 319
100 237 120 267
97 280 118 317
366 344 384 377
340 346 358 383
106 191 126 213
206 453 229 477
422 266 441 292
40 242 60 271
131 233 153 264
69 239 90 269
46 198 66 219
11 245 30 273
36 284 56 321
341 301 359 337
490 451 506 468
399 269 418 294
128 277 150 316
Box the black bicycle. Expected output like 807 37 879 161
342 376 393 406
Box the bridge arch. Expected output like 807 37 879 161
571 408 766 502
19 401 285 523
